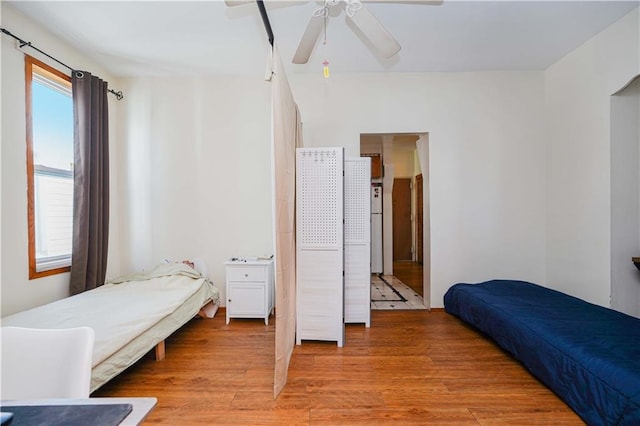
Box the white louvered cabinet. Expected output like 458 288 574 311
344 157 371 326
296 147 345 347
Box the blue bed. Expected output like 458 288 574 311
443 280 640 425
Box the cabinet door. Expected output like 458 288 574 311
228 283 265 316
361 153 382 179
344 157 371 326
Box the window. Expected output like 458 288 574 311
26 55 74 279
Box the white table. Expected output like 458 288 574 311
0 397 157 425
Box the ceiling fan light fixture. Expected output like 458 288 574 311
312 4 330 18
344 0 363 17
292 0 401 64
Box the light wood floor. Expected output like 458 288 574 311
94 309 584 425
392 261 423 297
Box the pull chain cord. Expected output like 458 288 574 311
323 3 327 46
311 1 329 46
317 0 330 78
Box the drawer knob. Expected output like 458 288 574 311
244 274 248 277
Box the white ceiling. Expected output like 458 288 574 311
6 0 639 78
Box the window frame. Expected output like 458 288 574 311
25 55 73 279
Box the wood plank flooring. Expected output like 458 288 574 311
94 309 584 425
392 261 423 297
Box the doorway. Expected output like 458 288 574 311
361 133 429 310
610 75 640 317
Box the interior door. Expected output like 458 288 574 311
392 178 412 261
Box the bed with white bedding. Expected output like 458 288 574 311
2 262 220 392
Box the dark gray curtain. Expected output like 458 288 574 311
70 71 109 295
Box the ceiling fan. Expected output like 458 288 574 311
291 0 401 64
225 0 402 65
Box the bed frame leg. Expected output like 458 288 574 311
198 300 219 319
155 340 165 361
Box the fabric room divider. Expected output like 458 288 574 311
271 45 302 398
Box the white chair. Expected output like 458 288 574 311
1 326 95 399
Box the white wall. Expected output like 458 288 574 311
545 8 640 307
0 4 4 319
1 4 122 316
289 71 547 307
117 76 273 305
392 140 417 178
118 71 548 310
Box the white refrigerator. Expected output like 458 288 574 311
371 183 383 274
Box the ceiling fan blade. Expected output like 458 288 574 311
292 14 324 64
362 0 442 4
224 0 254 6
346 4 401 59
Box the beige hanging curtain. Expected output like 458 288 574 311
271 45 301 398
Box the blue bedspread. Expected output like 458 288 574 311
443 280 640 425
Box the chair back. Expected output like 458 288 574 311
1 326 95 399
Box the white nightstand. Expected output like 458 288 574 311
224 258 274 325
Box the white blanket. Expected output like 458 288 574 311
106 262 202 284
2 270 214 366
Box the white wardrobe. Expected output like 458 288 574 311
296 148 345 346
296 148 371 347
344 157 371 327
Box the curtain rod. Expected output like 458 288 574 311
256 0 274 47
0 27 124 100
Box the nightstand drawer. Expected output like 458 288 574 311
227 266 266 282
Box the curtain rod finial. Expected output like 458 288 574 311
108 89 124 100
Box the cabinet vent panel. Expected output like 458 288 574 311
297 148 343 249
345 158 371 244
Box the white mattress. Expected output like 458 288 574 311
2 266 220 391
90 281 218 392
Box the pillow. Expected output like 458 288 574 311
164 258 208 278
191 258 208 278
